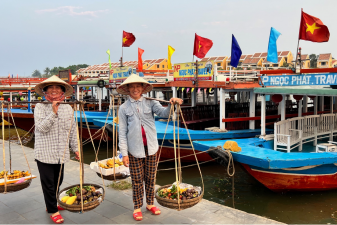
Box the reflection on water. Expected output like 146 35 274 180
7 128 337 224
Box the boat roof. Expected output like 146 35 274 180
254 86 337 96
193 138 337 169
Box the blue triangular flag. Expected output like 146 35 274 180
230 34 242 68
266 27 281 63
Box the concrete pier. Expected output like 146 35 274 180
0 141 283 224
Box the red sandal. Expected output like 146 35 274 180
133 212 143 221
147 206 161 215
50 214 64 224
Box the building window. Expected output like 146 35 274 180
157 65 159 68
321 62 326 66
162 65 164 68
217 63 221 66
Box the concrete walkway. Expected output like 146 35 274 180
0 141 283 224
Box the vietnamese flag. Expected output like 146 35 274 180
299 10 330 42
122 30 136 47
193 33 213 59
138 48 144 72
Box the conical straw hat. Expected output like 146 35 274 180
117 74 153 95
35 75 74 97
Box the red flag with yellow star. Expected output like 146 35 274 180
122 31 136 47
193 33 213 59
299 11 330 42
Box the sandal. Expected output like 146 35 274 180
50 214 64 224
147 206 161 215
133 212 143 221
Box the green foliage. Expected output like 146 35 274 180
281 61 290 67
309 54 318 68
32 64 89 78
108 180 132 190
235 67 243 70
32 70 42 78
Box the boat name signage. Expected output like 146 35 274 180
260 73 337 86
109 66 133 83
173 61 214 81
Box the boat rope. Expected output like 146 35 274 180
7 104 11 173
2 102 7 193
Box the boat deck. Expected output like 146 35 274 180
193 138 337 169
93 118 273 140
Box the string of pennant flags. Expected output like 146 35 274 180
107 9 330 80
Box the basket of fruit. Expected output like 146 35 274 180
57 183 105 212
90 157 129 181
155 183 203 210
0 170 36 193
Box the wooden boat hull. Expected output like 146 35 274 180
158 146 213 162
241 163 337 192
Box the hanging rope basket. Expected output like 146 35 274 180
155 184 203 210
154 103 205 211
57 183 105 213
0 179 32 193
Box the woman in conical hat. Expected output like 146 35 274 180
117 74 182 221
34 76 79 224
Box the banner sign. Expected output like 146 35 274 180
109 66 133 83
173 61 214 81
260 73 337 86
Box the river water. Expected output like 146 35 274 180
7 129 337 224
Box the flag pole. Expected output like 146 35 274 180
295 8 303 71
121 32 124 67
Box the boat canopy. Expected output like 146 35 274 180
76 80 109 85
254 86 337 96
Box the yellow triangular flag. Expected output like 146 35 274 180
168 45 175 70
106 49 111 69
191 88 195 92
209 88 212 92
182 87 185 92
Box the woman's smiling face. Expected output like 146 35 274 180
128 83 144 100
46 85 63 96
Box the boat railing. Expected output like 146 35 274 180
274 113 337 153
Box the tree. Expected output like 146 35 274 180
281 61 289 67
32 70 42 78
309 54 318 68
43 67 51 78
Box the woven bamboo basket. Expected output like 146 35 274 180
96 172 128 180
57 183 105 213
155 184 203 210
0 179 32 193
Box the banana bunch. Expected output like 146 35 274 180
0 170 30 180
0 170 8 179
98 158 123 169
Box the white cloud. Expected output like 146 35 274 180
36 6 108 17
141 24 148 28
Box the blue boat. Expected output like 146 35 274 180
93 118 272 162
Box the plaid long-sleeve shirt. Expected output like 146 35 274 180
34 103 78 164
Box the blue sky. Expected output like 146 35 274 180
0 0 336 77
